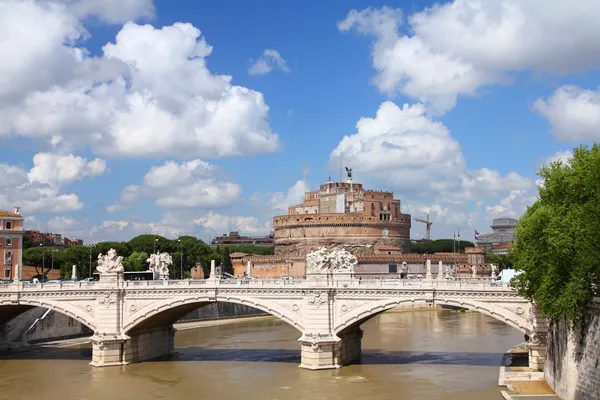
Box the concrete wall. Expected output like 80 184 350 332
177 302 266 322
544 298 600 400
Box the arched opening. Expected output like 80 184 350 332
124 298 303 334
116 298 304 366
0 303 96 352
332 297 531 367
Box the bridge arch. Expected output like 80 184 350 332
334 297 531 336
123 295 304 334
0 299 97 331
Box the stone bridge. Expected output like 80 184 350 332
0 248 548 371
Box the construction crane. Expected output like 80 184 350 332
414 214 433 241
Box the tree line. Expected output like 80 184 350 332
410 239 475 254
22 234 273 279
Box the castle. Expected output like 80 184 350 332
273 175 411 257
230 173 489 279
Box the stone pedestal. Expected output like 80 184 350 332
298 334 342 370
90 326 175 367
425 259 433 281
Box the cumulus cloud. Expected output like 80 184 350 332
339 2 600 113
534 85 600 142
0 152 106 214
107 159 241 211
193 212 271 236
28 153 106 186
331 101 531 201
62 0 155 24
248 49 290 75
0 2 279 158
269 180 310 213
329 100 536 239
545 150 573 166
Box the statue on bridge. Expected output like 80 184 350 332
306 246 357 276
147 251 172 279
97 249 124 274
490 264 497 279
471 265 478 278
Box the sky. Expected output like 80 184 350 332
1 0 599 244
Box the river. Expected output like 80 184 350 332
0 308 522 400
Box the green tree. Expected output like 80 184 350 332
123 251 148 271
128 234 175 255
512 145 600 322
23 235 34 250
411 239 474 254
485 253 513 270
94 241 131 258
221 247 233 275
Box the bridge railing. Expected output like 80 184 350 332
0 278 512 291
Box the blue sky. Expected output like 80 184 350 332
1 0 599 243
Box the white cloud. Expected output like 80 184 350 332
63 0 155 24
248 49 290 76
486 189 537 220
109 159 241 210
269 180 310 213
329 100 537 240
0 3 279 158
193 212 271 236
28 153 106 186
339 2 600 113
330 101 531 201
0 152 106 214
545 150 573 166
534 85 600 142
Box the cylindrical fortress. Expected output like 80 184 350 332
273 179 411 257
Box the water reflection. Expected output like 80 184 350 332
0 309 522 400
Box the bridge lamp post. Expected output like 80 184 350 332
88 245 95 278
178 237 183 280
153 237 158 253
39 243 45 282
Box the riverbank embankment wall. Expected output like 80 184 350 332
544 298 600 400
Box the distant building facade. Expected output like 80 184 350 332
272 177 412 257
210 231 274 247
25 230 84 247
0 208 24 279
476 217 517 250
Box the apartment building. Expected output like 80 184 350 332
0 207 24 279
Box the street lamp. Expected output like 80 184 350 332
178 237 183 279
39 243 45 282
89 245 93 279
154 236 158 253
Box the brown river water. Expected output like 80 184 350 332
0 309 522 400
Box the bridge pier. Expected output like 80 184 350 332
90 326 175 367
298 326 363 370
526 305 549 371
298 334 342 370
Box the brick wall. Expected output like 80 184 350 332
544 298 600 400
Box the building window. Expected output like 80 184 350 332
379 213 391 221
3 269 10 279
5 238 11 247
4 251 12 265
5 221 12 230
389 264 397 273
